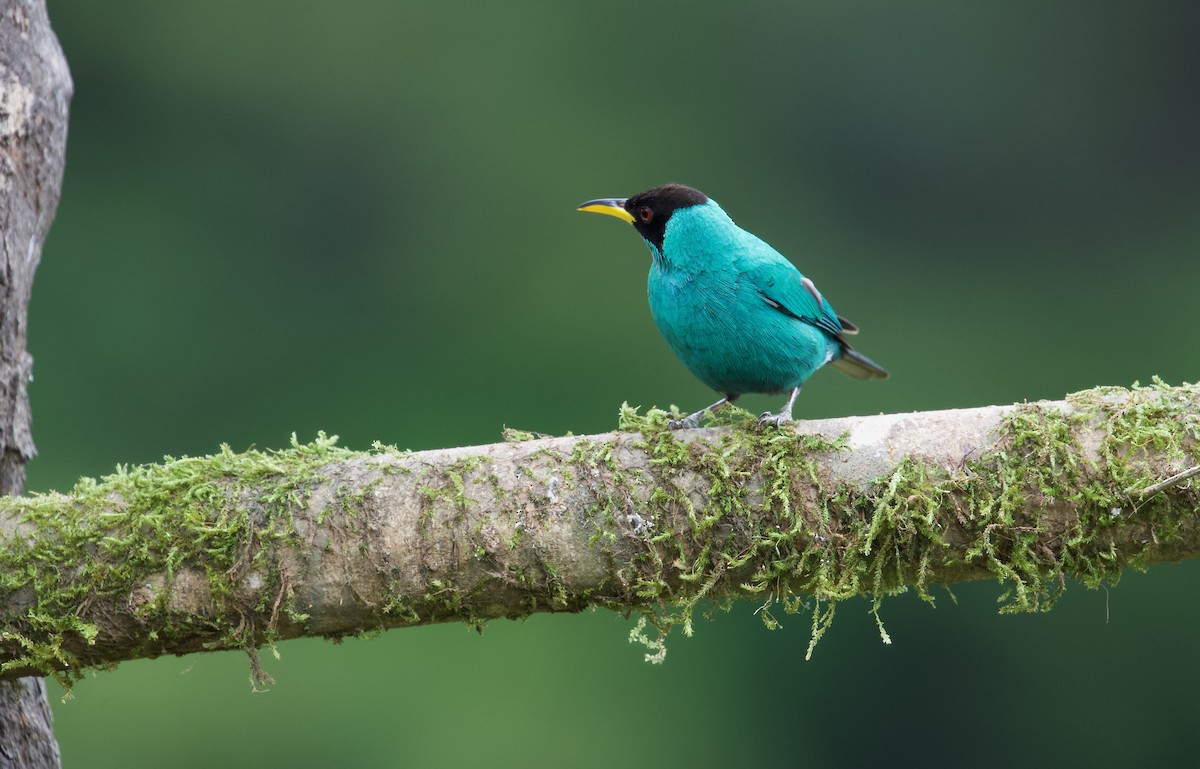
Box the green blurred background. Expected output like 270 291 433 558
28 0 1200 766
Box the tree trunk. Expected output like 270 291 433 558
0 0 71 764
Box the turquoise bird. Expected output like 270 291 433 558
578 183 887 429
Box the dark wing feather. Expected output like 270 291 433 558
747 264 846 340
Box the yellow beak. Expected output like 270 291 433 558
577 197 635 224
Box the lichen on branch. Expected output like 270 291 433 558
1 382 1198 686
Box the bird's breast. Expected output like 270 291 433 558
647 263 834 395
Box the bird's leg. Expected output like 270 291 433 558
757 387 800 429
668 395 735 430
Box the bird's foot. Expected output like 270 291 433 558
667 413 703 430
667 397 733 430
756 410 793 430
757 388 800 430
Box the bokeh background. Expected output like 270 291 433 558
28 1 1200 766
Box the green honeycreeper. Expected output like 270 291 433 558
579 183 887 430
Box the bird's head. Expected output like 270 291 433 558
578 183 709 252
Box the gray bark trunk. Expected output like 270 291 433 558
0 0 71 764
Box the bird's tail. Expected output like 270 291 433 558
831 347 889 380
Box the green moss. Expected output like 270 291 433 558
608 382 1200 662
336 475 382 518
0 431 355 688
940 381 1196 616
603 404 856 660
502 427 551 443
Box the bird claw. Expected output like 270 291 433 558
756 411 792 430
667 414 702 430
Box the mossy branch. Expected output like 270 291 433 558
2 381 1198 684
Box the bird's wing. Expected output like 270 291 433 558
746 263 846 340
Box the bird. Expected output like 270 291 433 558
578 183 887 430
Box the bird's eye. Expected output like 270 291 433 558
638 206 653 223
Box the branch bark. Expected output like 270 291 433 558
0 0 70 763
1 383 1198 681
